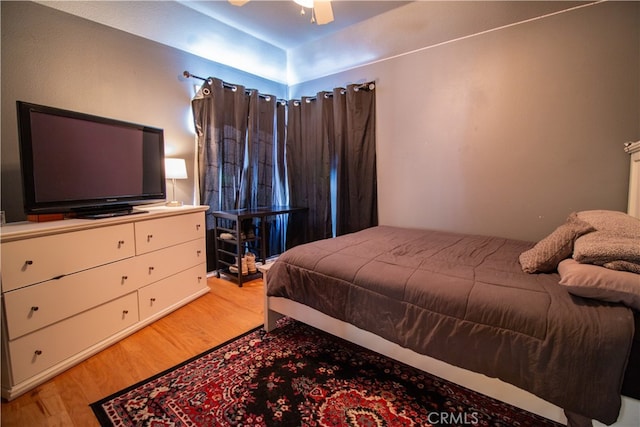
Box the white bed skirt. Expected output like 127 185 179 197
265 295 639 427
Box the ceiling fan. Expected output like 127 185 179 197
229 0 334 25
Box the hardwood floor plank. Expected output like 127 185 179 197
0 276 264 426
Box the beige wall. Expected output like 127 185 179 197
1 1 286 223
2 1 639 242
291 1 640 241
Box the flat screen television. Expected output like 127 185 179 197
17 101 166 218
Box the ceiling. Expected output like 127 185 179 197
38 1 591 86
178 1 412 50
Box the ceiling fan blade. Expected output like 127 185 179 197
229 0 250 6
314 0 334 25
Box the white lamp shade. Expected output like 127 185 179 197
165 158 188 180
294 0 314 8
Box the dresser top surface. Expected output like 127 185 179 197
1 205 208 242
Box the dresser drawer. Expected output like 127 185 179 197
1 224 135 292
138 264 207 320
3 256 142 340
6 292 138 384
136 238 205 287
135 212 204 255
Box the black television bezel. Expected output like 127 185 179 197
17 101 167 216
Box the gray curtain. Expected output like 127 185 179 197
192 77 249 230
284 99 305 248
246 91 286 255
192 78 287 268
286 83 377 244
286 94 332 246
270 101 288 254
246 91 276 208
334 84 377 235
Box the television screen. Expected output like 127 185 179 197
17 101 166 217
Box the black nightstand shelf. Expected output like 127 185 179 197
211 206 307 287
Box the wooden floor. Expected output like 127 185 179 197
0 276 265 427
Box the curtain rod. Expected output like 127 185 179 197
184 70 285 103
183 71 208 82
183 70 236 91
183 71 374 104
295 82 376 104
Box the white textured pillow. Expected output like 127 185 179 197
558 259 640 310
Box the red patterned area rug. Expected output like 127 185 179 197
91 318 562 426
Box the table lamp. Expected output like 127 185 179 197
165 158 188 207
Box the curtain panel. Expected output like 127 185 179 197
192 77 249 229
286 95 333 246
286 84 377 243
335 85 377 236
247 92 287 255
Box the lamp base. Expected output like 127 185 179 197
165 200 183 207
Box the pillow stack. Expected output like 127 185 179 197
520 209 640 310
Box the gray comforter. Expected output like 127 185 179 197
266 226 635 424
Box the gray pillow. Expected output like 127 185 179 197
558 259 640 310
519 212 595 273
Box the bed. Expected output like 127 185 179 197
264 210 640 427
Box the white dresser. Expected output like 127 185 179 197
0 205 210 400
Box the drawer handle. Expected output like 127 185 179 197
121 276 128 284
198 276 203 282
197 250 202 256
118 240 125 248
150 297 156 304
34 350 42 356
147 234 153 242
21 260 34 272
122 310 129 315
148 266 155 273
31 306 39 312
196 224 201 230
